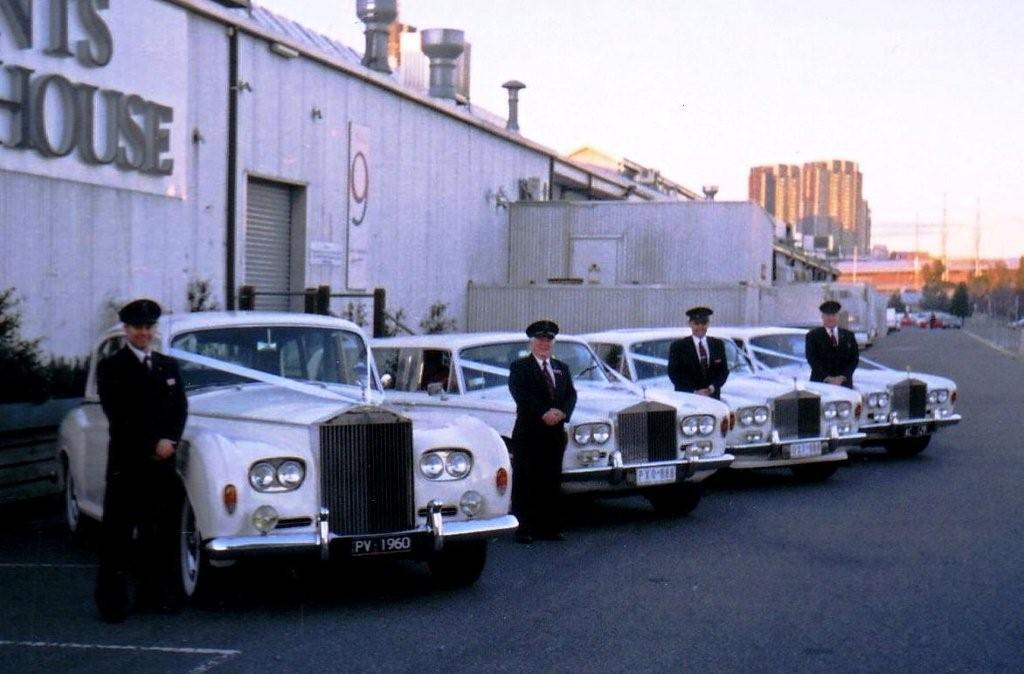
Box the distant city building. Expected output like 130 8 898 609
749 160 871 257
835 256 1020 292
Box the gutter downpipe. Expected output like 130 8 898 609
225 27 239 309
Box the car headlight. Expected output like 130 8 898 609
753 407 769 424
823 402 838 420
277 460 305 488
867 393 879 408
573 423 610 445
420 450 473 480
573 425 593 445
931 389 949 404
738 408 754 426
420 452 445 479
249 458 306 492
680 416 699 436
698 415 716 436
445 451 473 479
837 402 852 419
878 393 890 407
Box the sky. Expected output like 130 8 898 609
258 0 1024 260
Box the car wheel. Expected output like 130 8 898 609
429 540 487 588
884 435 931 457
179 497 217 601
645 484 702 516
62 456 82 535
790 462 839 482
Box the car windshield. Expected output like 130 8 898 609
626 338 755 381
459 340 610 391
748 333 807 369
171 326 372 391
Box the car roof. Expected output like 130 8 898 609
372 332 589 350
98 311 367 341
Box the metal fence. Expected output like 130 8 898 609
963 315 1024 354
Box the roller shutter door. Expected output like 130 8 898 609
245 179 293 311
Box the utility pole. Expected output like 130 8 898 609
974 198 981 277
941 193 949 282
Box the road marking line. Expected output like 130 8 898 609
0 563 96 568
0 640 240 673
964 329 1023 360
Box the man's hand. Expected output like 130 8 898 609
825 375 847 385
154 439 176 460
542 409 566 426
695 388 712 396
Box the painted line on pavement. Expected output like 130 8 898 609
0 563 96 568
0 640 240 673
963 329 1024 361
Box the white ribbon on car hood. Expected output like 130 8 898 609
165 347 382 404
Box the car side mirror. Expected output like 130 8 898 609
380 373 394 390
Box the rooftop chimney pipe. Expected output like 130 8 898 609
357 0 398 73
502 80 525 133
702 184 719 200
421 28 464 100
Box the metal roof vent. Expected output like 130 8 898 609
357 0 398 73
421 28 465 100
502 80 525 133
702 184 719 200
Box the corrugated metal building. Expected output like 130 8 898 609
1 0 675 357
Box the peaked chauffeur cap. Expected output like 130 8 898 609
819 300 842 314
685 306 713 321
526 319 559 339
118 298 162 325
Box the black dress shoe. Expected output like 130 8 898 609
515 531 534 544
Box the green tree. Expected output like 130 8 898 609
949 282 971 320
886 291 906 313
0 289 48 403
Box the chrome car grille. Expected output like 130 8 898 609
892 380 927 420
616 401 678 464
319 408 414 535
773 391 821 440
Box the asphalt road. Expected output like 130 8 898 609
1 328 1021 673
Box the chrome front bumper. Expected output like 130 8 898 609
860 414 962 444
726 429 865 469
561 454 734 493
205 506 519 561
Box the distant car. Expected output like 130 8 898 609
1009 318 1024 329
371 333 734 516
58 312 518 597
584 328 865 482
899 314 916 328
712 326 961 457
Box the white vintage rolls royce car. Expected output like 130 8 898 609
57 312 517 596
709 327 961 457
585 329 865 481
371 333 734 515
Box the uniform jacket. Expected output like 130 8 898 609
508 355 577 443
97 346 188 476
805 326 859 388
667 336 730 400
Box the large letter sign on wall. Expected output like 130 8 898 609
0 0 186 197
346 122 370 290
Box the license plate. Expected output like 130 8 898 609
906 425 927 436
788 441 822 458
350 535 413 556
636 465 677 486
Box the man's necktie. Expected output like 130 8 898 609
829 331 838 348
143 354 152 370
542 360 556 398
698 340 709 372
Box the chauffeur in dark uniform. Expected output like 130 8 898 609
95 299 188 623
805 300 859 388
668 306 729 400
508 319 577 543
